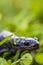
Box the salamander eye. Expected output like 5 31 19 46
24 42 29 46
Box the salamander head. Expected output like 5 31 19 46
0 30 39 52
15 37 39 51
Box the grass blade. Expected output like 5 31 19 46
0 34 13 46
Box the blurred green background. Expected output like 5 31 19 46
0 0 43 65
0 0 43 39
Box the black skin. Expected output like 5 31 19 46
0 36 39 54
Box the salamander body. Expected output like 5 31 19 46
0 30 39 53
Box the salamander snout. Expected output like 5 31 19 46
20 38 39 51
28 38 39 50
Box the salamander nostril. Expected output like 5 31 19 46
24 42 29 46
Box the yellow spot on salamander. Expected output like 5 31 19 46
14 42 17 45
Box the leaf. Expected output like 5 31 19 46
21 50 28 57
7 60 12 65
3 52 10 58
0 34 13 46
0 57 8 65
11 59 21 65
11 50 20 65
20 53 33 65
12 50 20 61
35 53 43 64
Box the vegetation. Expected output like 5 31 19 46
0 0 43 65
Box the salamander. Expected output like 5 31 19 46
0 30 39 53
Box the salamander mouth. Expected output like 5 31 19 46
20 44 39 51
29 44 39 50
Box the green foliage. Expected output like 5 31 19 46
35 53 43 64
20 53 33 65
0 57 7 65
0 34 13 46
0 0 43 65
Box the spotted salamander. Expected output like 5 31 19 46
0 30 39 53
